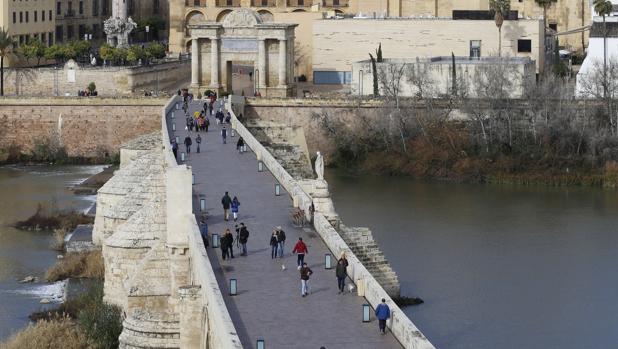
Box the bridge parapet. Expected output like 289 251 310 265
228 97 435 349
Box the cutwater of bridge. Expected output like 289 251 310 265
93 95 434 348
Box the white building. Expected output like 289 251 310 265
576 18 618 97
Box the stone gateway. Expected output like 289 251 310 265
187 9 297 97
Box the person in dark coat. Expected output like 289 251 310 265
221 191 232 221
231 196 240 221
184 135 192 154
196 134 202 153
238 223 249 256
270 230 278 259
221 229 229 260
204 117 210 132
299 262 313 297
221 126 227 144
276 226 286 258
375 299 391 334
199 219 209 249
236 137 245 153
224 228 234 259
171 139 178 159
335 254 349 294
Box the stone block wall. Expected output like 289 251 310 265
0 98 165 160
1 60 190 97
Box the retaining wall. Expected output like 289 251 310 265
0 97 165 160
230 100 435 349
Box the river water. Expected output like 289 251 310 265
326 170 618 349
0 165 101 341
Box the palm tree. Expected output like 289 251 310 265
0 27 14 96
594 0 613 98
535 0 557 39
489 0 510 57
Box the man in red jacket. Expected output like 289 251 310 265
292 237 308 270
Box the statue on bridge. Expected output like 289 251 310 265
315 151 324 181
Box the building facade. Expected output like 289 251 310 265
0 0 56 65
54 0 111 43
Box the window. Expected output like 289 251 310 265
93 0 98 15
154 0 159 13
548 23 557 31
56 25 63 42
26 11 29 22
48 32 53 46
42 10 45 21
67 25 74 39
194 0 199 6
79 1 83 14
517 39 532 53
92 24 99 38
470 40 481 58
102 0 108 15
19 12 23 23
49 10 52 20
34 11 38 22
78 24 85 39
57 1 61 15
13 12 16 23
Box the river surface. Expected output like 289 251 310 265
0 165 101 341
326 170 618 349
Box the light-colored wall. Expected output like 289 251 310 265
313 18 545 74
0 59 190 96
351 58 536 98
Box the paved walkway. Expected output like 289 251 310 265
169 100 401 349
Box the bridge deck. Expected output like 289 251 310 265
170 101 401 349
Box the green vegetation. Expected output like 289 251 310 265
100 42 166 66
41 41 91 65
19 38 46 66
0 27 15 96
14 203 94 231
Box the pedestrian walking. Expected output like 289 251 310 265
270 231 278 259
375 299 391 334
224 228 235 259
299 262 313 297
196 134 202 153
221 191 232 221
236 137 244 153
292 237 308 269
171 139 178 159
231 196 240 221
204 117 210 132
238 223 249 256
221 229 229 260
276 226 286 258
199 219 209 249
335 253 349 294
221 126 227 144
225 112 231 124
184 135 192 154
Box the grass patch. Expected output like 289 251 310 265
45 250 104 282
14 204 94 231
0 315 89 349
25 281 123 349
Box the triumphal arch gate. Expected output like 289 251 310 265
187 9 297 97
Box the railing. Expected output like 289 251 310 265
228 97 435 349
160 96 242 349
287 0 310 6
216 0 241 6
251 0 276 6
323 0 348 7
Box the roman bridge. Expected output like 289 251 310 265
90 94 435 349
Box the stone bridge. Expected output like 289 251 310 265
91 95 435 348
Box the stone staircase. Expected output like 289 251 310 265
245 122 313 179
339 225 401 297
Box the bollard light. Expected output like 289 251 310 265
171 111 175 119
175 136 179 143
275 183 281 196
230 279 237 296
257 339 265 349
172 123 176 131
192 173 195 185
258 161 264 172
363 304 371 322
242 144 247 153
181 152 186 162
200 197 205 211
325 253 332 269
231 129 235 137
176 103 179 110
212 233 220 248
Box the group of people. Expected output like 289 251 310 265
186 111 210 133
269 227 287 259
221 191 241 222
219 223 250 260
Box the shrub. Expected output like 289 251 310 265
298 74 307 82
87 82 96 93
0 315 88 349
76 282 123 349
145 42 166 60
45 250 104 282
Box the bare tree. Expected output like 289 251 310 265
578 58 618 135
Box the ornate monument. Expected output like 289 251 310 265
104 0 136 47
